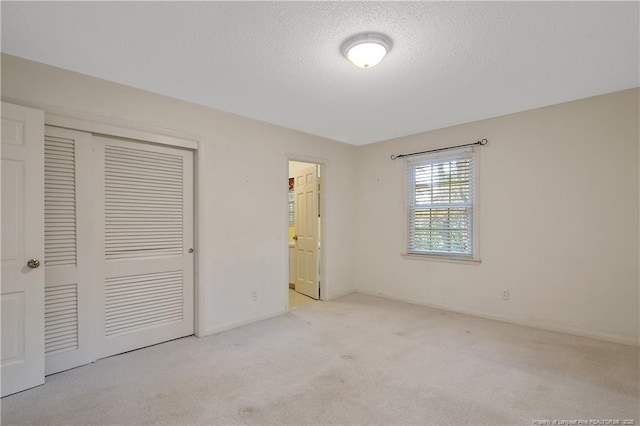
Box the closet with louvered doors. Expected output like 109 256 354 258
43 126 194 374
94 135 194 359
44 126 94 375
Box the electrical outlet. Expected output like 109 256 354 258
251 290 258 301
502 289 510 301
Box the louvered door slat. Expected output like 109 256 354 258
106 303 183 322
105 149 182 166
45 317 77 329
104 270 184 336
105 289 183 307
104 144 184 261
107 251 182 260
105 296 184 316
106 234 182 241
45 284 78 355
44 136 77 267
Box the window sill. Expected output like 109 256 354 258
401 253 481 264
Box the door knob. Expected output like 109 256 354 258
293 235 298 241
27 259 40 269
188 248 194 254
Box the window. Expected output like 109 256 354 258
406 148 477 259
288 177 295 225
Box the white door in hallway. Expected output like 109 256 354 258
294 164 319 299
94 136 194 359
1 102 45 396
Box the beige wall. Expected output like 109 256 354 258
354 88 639 345
2 53 638 345
1 54 358 336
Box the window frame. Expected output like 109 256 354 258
402 147 480 263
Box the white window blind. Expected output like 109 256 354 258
288 189 295 225
406 149 474 257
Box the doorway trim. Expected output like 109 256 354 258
42 112 205 337
285 155 327 305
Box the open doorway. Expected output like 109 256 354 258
288 160 323 309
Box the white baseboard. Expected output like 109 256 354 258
355 290 639 347
324 288 356 301
196 308 288 337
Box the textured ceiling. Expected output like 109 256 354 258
2 1 638 145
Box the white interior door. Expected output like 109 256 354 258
294 165 319 299
1 102 45 396
43 126 95 375
94 136 194 359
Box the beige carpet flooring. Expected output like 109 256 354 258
1 293 638 425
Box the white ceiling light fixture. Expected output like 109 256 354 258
341 32 393 69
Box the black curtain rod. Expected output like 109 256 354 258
390 138 488 160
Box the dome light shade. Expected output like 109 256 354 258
341 33 392 69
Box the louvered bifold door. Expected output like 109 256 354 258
94 136 194 359
43 126 94 375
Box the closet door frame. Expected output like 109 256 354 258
44 114 204 339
